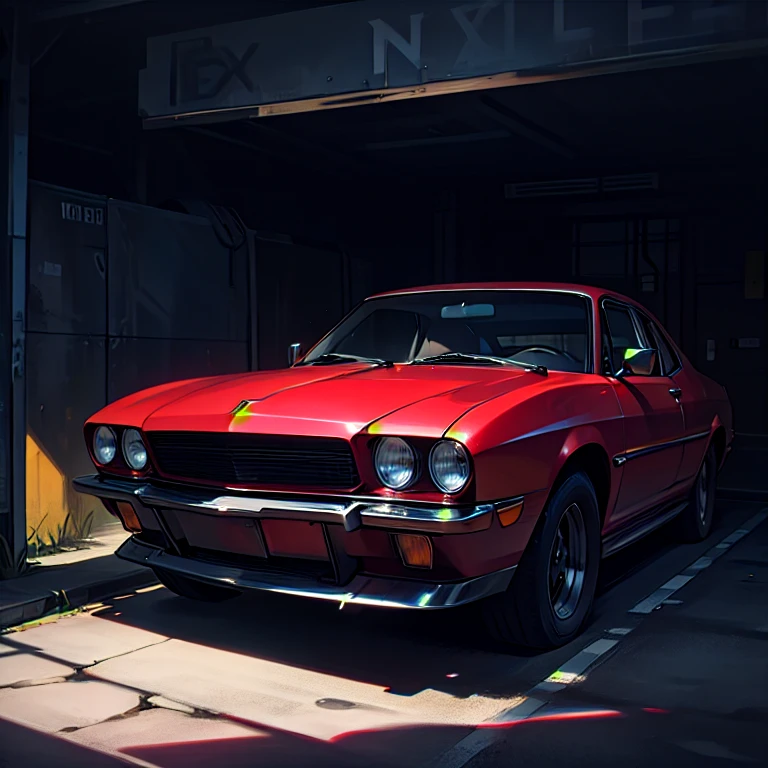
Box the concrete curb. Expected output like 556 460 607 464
0 569 159 631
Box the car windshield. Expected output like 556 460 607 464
301 290 592 374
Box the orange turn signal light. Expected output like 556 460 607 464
497 500 524 528
115 501 142 533
396 534 433 569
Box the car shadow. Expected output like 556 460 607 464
0 717 136 768
89 498 751 700
5 703 757 768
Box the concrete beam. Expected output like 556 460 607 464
475 95 576 159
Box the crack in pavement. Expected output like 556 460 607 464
0 634 172 672
54 690 248 737
2 675 71 690
82 637 174 669
1 631 237 733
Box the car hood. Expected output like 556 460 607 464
117 363 553 439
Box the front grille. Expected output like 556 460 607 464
146 432 360 489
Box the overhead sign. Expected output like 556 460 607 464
139 0 768 124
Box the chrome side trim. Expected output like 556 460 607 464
613 430 710 466
73 475 514 535
116 537 516 610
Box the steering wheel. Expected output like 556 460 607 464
511 345 580 363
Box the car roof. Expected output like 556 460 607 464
368 282 628 303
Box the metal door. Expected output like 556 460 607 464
107 201 249 342
27 183 107 335
603 300 684 521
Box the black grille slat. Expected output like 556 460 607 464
186 548 334 580
146 432 360 489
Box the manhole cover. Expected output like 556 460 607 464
315 698 358 710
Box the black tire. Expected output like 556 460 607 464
153 568 241 603
678 444 717 543
483 472 601 650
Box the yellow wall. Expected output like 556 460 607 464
26 432 111 550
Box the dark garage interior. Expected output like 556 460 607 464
0 4 768 766
3 0 768 558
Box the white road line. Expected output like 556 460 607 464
630 575 695 614
433 507 768 768
432 696 550 768
431 635 622 766
491 696 547 722
535 639 619 693
629 509 768 615
433 730 498 768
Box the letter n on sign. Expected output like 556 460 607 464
744 251 765 299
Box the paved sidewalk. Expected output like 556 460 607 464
0 506 765 767
0 550 157 631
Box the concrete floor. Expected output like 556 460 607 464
0 499 765 768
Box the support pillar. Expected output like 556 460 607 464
0 1 29 578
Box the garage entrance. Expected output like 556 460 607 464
132 0 768 494
2 0 767 573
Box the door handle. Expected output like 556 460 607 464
669 387 682 399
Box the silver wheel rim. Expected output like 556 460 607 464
548 503 588 621
697 461 709 524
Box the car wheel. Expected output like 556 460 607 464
153 568 241 603
483 471 601 650
679 444 717 543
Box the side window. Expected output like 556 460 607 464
638 314 679 375
603 304 643 374
655 328 681 374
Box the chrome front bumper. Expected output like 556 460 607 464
116 536 516 609
73 474 516 535
75 473 520 609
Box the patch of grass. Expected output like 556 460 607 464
27 509 97 559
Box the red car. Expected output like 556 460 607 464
75 283 733 649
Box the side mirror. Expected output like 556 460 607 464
618 348 657 377
288 343 302 367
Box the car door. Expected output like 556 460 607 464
635 312 711 486
602 299 685 522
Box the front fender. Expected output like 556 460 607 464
549 424 610 487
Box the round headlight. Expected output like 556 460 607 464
430 440 471 494
122 428 148 471
93 426 117 465
375 437 417 490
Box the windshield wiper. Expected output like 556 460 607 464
301 353 394 368
409 352 547 375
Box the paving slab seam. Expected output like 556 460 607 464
0 632 172 671
430 507 768 768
